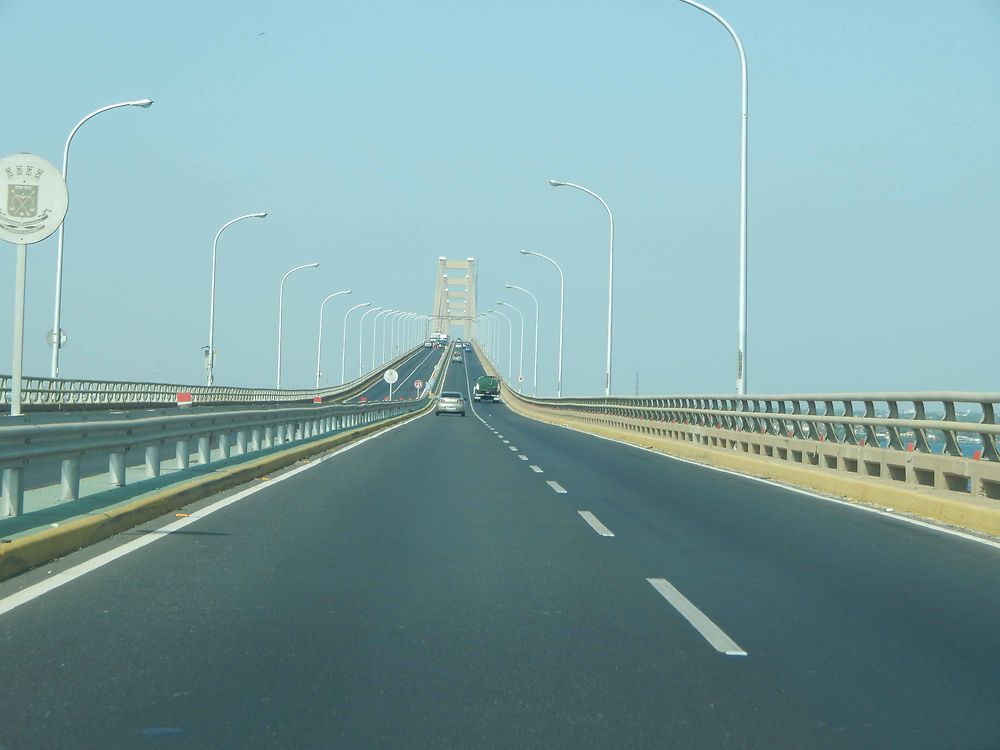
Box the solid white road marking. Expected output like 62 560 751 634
0 408 431 619
530 465 543 473
518 455 528 461
546 480 567 494
578 511 614 537
553 423 1000 552
647 578 747 656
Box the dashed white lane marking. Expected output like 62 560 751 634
646 578 747 656
546 480 567 494
518 455 528 461
509 446 518 451
497 434 504 439
530 465 543 473
502 440 510 444
578 511 614 537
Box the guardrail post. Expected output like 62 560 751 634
60 457 82 500
236 430 248 456
198 435 212 464
263 426 274 448
251 428 262 451
286 424 295 442
145 445 161 478
1 467 24 517
109 451 127 487
219 432 231 460
176 439 190 470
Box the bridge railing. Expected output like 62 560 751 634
0 346 421 412
472 342 1000 502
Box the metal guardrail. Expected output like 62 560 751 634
0 347 447 517
0 347 421 412
472 342 1000 502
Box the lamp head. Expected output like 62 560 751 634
504 284 513 289
548 179 564 187
252 212 267 218
307 262 320 268
361 302 371 307
519 249 530 255
132 99 154 108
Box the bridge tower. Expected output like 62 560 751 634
431 257 477 340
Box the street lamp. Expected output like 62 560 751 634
384 310 405 363
506 284 539 396
277 262 320 388
497 301 525 389
491 307 513 380
373 308 395 368
50 98 154 378
341 302 371 383
316 290 352 388
677 0 749 394
358 306 382 377
207 212 267 385
521 249 565 397
549 178 614 396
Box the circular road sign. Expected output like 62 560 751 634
414 379 424 390
47 328 68 347
0 154 69 245
383 368 399 385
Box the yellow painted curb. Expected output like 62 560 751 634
500 385 1000 539
0 403 431 582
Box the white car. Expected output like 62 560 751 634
436 391 466 416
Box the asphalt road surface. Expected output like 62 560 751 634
0 348 998 748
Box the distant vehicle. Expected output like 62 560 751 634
452 353 463 363
473 375 500 402
436 391 466 416
423 340 433 348
464 344 472 353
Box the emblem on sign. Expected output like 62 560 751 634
0 155 68 245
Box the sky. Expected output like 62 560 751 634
1 0 998 397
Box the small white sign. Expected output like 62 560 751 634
414 379 424 389
383 368 399 384
0 154 69 245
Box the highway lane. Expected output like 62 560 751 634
0 351 997 747
344 346 442 403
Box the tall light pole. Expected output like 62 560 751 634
384 310 405 363
50 98 154 378
498 301 525 389
316 290 352 388
207 212 267 385
492 307 513 380
277 262 320 388
341 302 371 383
506 284 539 396
373 308 395 369
521 249 565 397
678 0 748 394
358 306 382 377
550 179 614 396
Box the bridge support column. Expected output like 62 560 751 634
109 451 127 487
2 467 24 517
219 433 231 460
198 436 212 464
236 430 248 455
145 445 161 479
61 456 81 501
176 440 190 469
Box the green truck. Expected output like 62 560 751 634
473 375 501 402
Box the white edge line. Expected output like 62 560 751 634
551 422 1000 552
546 480 567 494
578 510 614 537
0 407 432 618
647 577 747 656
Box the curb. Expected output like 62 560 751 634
0 403 431 582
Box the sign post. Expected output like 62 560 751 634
0 155 69 417
414 378 424 398
383 368 399 400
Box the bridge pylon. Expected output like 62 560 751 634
431 257 477 340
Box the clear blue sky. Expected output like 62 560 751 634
1 0 998 395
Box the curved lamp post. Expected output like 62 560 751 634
277 262 320 388
549 179 613 396
373 308 395 369
316 290 352 387
207 212 267 385
521 249 565 397
506 284 539 396
678 0 749 394
358 306 382 377
341 302 371 383
497 301 525 389
491 307 513 380
50 98 154 378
